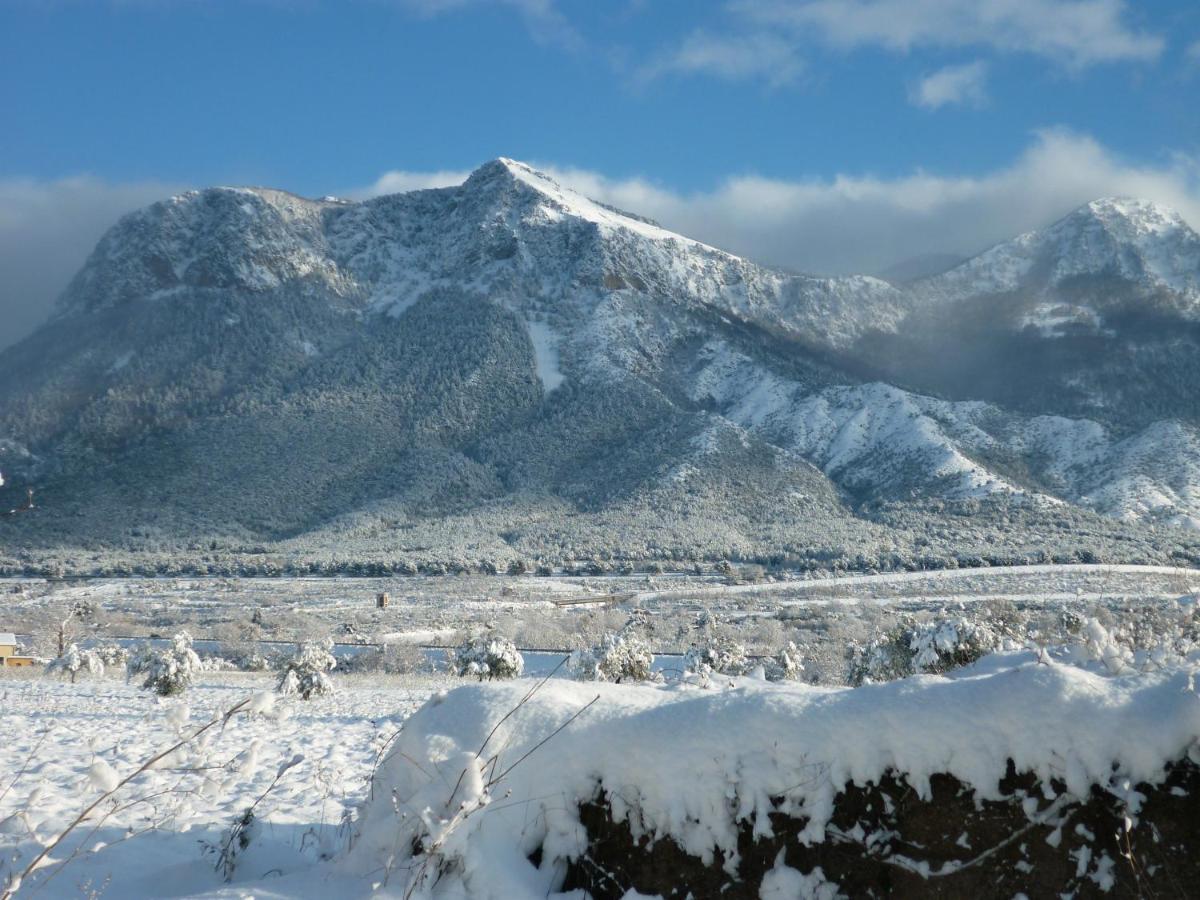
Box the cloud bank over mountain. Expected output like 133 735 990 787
0 175 183 350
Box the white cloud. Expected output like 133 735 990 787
636 31 804 86
347 168 473 199
0 176 183 351
909 60 989 108
357 130 1200 278
734 0 1163 67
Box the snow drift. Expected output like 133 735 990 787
348 652 1200 898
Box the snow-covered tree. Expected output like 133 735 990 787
568 630 654 683
127 631 202 696
684 636 750 679
452 634 523 681
277 639 337 699
45 643 105 683
763 641 804 683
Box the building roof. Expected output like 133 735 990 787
0 633 17 646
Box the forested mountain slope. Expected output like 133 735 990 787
1 160 1197 572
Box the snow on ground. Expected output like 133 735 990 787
348 650 1200 899
525 319 565 392
0 671 441 899
2 571 1199 898
5 566 1198 688
378 628 458 646
634 562 1200 603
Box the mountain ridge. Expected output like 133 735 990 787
3 158 1199 572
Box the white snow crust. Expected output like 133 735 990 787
349 653 1200 898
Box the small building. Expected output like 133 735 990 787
0 632 37 668
376 592 391 609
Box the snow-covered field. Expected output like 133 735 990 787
7 565 1198 640
3 566 1199 897
5 642 1198 898
0 671 443 898
5 565 1198 682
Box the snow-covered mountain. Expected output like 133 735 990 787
843 195 1200 432
922 197 1200 303
2 159 1199 568
691 343 1200 528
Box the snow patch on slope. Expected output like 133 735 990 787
1079 422 1200 528
526 319 565 392
691 344 1016 500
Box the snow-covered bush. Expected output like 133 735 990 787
763 641 804 683
567 630 655 683
1062 602 1200 675
127 631 202 696
684 636 750 679
1063 612 1199 676
224 646 279 672
45 644 105 682
1069 617 1135 675
277 639 337 699
338 642 427 675
451 634 523 681
848 615 1004 685
201 655 237 672
93 644 130 667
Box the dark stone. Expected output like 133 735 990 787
561 758 1200 899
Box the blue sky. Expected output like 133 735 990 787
3 0 1197 190
2 0 1200 346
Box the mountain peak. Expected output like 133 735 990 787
59 182 343 314
1040 196 1200 291
460 157 694 248
922 194 1200 299
460 156 564 202
463 156 531 182
1069 196 1191 235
